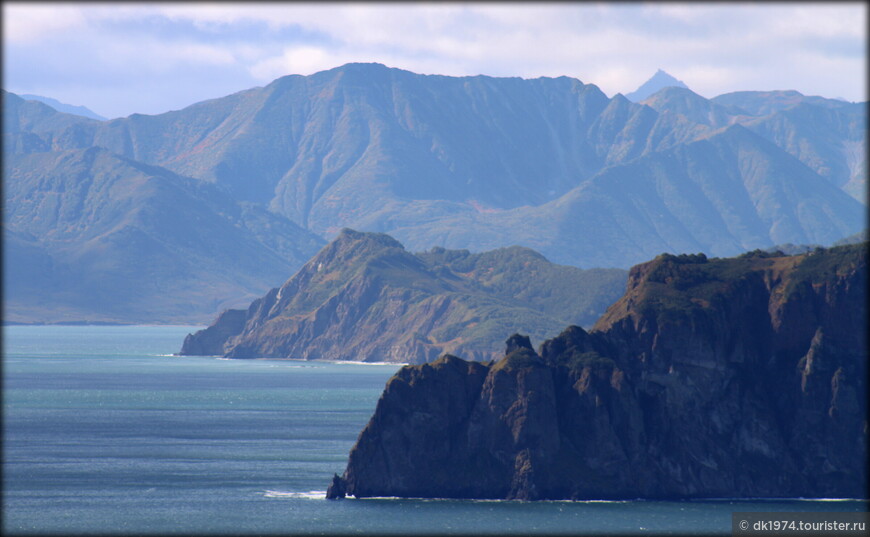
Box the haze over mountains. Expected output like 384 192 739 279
3 64 866 323
4 144 325 323
19 94 107 121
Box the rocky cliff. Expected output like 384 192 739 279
179 229 626 363
328 243 867 500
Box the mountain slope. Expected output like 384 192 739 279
179 229 627 362
329 243 867 500
366 124 864 268
3 64 866 323
741 102 867 200
3 91 101 154
640 86 745 129
416 246 625 324
10 64 861 244
13 66 613 216
3 147 324 323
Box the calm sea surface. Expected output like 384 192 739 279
2 325 865 535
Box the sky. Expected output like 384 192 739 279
3 2 867 119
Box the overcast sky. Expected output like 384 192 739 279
3 2 866 119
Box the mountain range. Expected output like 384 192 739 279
3 64 866 323
179 229 627 363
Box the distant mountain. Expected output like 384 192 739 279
3 64 866 322
366 123 864 269
19 93 107 121
179 229 627 363
625 69 690 102
7 65 862 248
711 90 853 116
3 144 325 324
758 228 868 255
834 229 868 246
738 100 867 201
640 86 745 127
328 243 867 500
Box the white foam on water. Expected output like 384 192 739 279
263 490 326 500
333 360 408 366
692 497 864 502
795 497 862 502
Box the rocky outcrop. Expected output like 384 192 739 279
328 244 867 500
179 229 626 363
179 308 247 356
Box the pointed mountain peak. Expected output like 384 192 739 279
625 70 690 102
609 92 631 104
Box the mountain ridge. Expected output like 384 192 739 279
3 63 866 323
19 93 107 121
179 229 627 363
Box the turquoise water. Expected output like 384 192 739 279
2 325 866 535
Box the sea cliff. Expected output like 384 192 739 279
328 244 868 500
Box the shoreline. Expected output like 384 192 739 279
165 353 408 366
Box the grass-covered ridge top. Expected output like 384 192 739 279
593 242 867 335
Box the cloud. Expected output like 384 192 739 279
3 2 866 118
250 45 332 80
2 3 87 42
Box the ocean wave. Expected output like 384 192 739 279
263 490 326 499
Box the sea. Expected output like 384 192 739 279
2 325 866 535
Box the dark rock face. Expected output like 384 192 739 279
343 354 494 498
325 474 346 500
504 333 533 354
179 309 247 356
332 244 868 500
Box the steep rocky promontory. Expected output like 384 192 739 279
328 244 867 500
179 229 625 363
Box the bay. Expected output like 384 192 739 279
2 325 865 535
